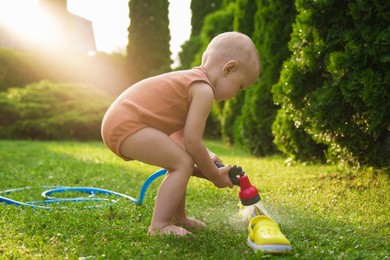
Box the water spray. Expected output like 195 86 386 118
214 162 271 222
224 163 292 253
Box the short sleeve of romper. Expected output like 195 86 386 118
101 66 214 160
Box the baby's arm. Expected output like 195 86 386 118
183 82 232 188
171 131 221 163
206 148 222 164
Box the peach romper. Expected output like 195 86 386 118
101 66 214 160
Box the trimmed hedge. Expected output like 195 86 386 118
0 81 113 140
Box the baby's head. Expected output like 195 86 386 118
202 32 259 69
201 32 260 100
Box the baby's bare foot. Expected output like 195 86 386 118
174 217 206 230
148 224 191 237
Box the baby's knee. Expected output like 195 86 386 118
169 154 193 175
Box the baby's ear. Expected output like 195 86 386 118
222 60 238 75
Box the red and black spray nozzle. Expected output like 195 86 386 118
215 162 261 206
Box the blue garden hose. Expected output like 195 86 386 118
0 168 167 209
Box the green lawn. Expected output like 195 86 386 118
0 140 388 259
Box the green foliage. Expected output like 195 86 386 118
177 0 223 70
0 81 112 140
221 92 245 144
0 49 43 91
233 0 295 156
192 2 236 67
272 108 328 162
177 35 202 70
273 0 390 168
205 104 222 139
190 0 223 36
233 0 257 36
219 0 257 147
127 0 171 84
236 85 279 156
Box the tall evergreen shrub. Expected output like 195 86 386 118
220 0 257 145
193 2 235 66
234 0 295 156
127 0 171 84
190 0 224 36
273 0 390 167
178 0 223 70
272 107 328 161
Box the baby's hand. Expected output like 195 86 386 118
213 164 233 188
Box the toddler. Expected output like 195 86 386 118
101 31 260 236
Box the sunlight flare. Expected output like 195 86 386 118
0 0 95 54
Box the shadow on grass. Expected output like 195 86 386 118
0 140 163 196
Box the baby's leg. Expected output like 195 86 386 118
120 127 194 236
173 189 206 230
170 131 206 230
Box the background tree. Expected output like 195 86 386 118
127 0 171 85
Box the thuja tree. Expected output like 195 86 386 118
192 1 235 66
178 0 223 69
273 0 390 167
127 0 171 85
233 0 295 156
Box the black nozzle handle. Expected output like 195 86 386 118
228 166 245 186
215 161 244 186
